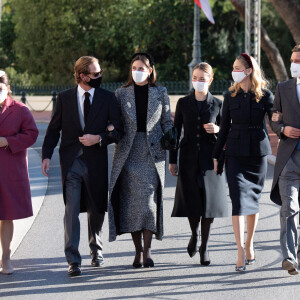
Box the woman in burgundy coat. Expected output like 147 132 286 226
0 71 38 274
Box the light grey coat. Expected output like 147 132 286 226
108 84 173 241
270 78 300 206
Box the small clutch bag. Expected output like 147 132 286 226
160 127 178 150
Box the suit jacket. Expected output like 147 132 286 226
108 84 173 241
212 89 273 158
0 97 38 220
169 92 228 218
270 78 300 206
42 86 123 213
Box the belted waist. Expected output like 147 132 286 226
230 124 263 130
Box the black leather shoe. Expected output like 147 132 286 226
187 236 198 258
143 258 154 268
91 256 104 267
68 263 81 277
199 245 210 266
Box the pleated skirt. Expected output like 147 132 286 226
118 132 159 233
226 155 267 216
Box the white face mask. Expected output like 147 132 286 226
0 89 8 104
132 70 149 83
290 63 300 78
192 81 209 92
232 70 248 83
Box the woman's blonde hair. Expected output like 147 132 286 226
229 54 269 102
193 62 214 78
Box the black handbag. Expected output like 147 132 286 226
216 149 225 175
160 127 178 150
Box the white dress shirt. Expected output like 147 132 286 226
297 77 300 102
77 84 95 117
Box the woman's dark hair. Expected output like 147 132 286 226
122 54 157 87
0 72 12 96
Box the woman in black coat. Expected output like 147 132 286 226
169 63 228 265
212 54 273 271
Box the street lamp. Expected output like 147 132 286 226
188 2 202 90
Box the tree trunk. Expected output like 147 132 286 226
230 0 288 81
269 0 300 44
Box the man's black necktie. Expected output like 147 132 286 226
84 92 90 124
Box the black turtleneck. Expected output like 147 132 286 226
134 83 148 132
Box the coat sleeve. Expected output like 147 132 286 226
160 87 173 134
42 93 62 160
169 98 183 164
6 105 39 154
100 92 123 147
212 93 231 159
270 84 286 139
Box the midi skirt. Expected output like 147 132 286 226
226 155 267 216
118 132 159 234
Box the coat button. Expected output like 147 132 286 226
197 143 200 146
197 126 200 129
155 155 158 159
244 94 247 98
196 134 200 138
151 143 154 146
197 117 200 120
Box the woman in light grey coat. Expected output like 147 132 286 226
108 53 173 268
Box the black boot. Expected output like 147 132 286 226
199 217 214 265
187 217 200 257
131 231 143 268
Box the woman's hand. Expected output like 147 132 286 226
169 164 178 176
0 137 8 148
107 124 115 131
272 111 282 122
213 159 218 174
203 123 219 134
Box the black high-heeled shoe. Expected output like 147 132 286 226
187 236 198 258
199 245 210 266
143 258 154 268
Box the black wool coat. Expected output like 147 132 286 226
169 92 228 218
42 86 123 213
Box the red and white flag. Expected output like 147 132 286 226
194 0 215 24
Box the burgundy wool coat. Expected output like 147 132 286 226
0 97 39 220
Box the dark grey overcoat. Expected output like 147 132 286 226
108 84 173 241
169 92 228 218
270 78 300 206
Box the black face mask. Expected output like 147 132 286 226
87 76 102 88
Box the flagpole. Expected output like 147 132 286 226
188 2 202 90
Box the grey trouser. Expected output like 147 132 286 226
279 149 300 265
64 157 105 265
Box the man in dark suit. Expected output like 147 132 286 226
270 45 300 275
41 56 122 277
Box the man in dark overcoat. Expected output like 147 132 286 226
270 45 300 275
41 56 122 276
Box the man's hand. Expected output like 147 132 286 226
272 111 283 122
0 137 8 148
169 164 178 176
283 126 300 139
203 123 219 134
42 158 50 177
79 134 101 146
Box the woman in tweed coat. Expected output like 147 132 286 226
108 53 173 268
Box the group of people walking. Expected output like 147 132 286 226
0 45 300 278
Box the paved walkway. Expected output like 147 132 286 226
0 121 299 300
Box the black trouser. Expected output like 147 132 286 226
64 157 104 265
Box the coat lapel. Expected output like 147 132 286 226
0 97 14 127
70 87 83 133
147 86 160 125
287 78 300 109
123 85 137 125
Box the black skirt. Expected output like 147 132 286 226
226 156 267 216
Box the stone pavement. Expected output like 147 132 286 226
0 120 299 300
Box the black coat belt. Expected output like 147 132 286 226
230 124 263 130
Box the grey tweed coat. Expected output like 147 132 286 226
108 84 173 242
